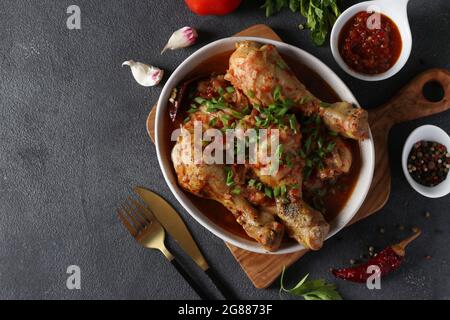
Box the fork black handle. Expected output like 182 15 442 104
205 267 236 300
171 259 211 300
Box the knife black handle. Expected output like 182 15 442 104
205 267 236 300
171 259 211 300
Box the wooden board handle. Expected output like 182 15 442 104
370 68 450 128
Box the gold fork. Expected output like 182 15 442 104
117 197 211 300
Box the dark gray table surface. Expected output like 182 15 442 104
0 0 449 300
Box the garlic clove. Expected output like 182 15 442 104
161 26 198 54
122 60 164 87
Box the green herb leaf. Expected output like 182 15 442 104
263 0 341 46
280 267 342 300
248 179 256 187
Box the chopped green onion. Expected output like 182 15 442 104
231 188 241 195
275 144 284 160
276 107 289 117
286 153 293 168
256 182 263 191
289 114 298 132
280 183 287 195
273 85 282 101
299 96 311 104
276 60 287 70
298 149 306 158
291 183 299 189
326 141 336 152
226 86 235 93
273 186 281 197
248 179 256 187
264 186 273 198
304 136 312 153
231 110 244 119
209 117 218 127
194 97 206 104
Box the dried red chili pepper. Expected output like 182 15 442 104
331 230 421 283
168 75 204 122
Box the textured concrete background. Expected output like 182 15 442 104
0 0 449 300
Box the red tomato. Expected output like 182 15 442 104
184 0 242 16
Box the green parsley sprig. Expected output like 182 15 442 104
262 0 341 46
280 267 342 300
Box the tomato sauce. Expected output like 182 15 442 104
339 11 402 74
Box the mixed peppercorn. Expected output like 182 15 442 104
407 140 450 187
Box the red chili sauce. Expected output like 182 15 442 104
339 11 402 75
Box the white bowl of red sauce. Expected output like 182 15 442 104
402 125 450 198
330 0 412 81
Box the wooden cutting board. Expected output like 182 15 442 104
146 24 450 289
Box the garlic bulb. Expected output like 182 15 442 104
161 27 198 54
122 60 164 87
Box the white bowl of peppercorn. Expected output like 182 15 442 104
402 125 450 198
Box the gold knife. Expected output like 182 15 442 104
134 186 235 299
134 186 208 271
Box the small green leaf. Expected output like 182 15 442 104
280 267 343 300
